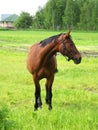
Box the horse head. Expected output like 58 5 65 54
58 32 81 64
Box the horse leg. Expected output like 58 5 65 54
45 76 54 110
33 75 42 110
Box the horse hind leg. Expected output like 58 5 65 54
45 76 54 110
33 75 42 111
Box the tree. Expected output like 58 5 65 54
53 0 66 29
14 12 32 29
63 0 80 29
44 0 66 30
79 0 98 30
43 1 53 29
32 7 45 29
92 0 98 30
32 0 98 31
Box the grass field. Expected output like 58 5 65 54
0 30 98 130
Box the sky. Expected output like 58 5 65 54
0 0 48 16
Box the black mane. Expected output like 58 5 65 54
40 33 62 46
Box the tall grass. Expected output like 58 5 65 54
0 49 98 130
0 30 98 129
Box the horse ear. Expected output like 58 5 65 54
65 31 70 38
67 31 70 35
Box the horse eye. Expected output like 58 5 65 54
70 43 73 46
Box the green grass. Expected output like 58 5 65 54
0 49 98 130
0 30 98 130
0 30 98 47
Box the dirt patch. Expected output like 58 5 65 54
0 45 28 52
81 51 98 57
84 87 98 94
0 45 98 57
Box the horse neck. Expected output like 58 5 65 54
40 41 58 65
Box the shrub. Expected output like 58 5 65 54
0 105 16 130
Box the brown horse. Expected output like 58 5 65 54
27 32 81 110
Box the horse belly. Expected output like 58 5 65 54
36 56 57 79
46 55 57 72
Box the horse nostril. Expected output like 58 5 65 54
74 57 81 64
79 57 81 62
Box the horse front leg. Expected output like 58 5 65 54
33 75 42 111
45 76 54 110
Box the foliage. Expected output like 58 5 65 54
0 104 16 130
32 0 98 31
79 0 98 30
12 0 98 31
63 0 80 29
14 12 32 29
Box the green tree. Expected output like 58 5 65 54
63 0 80 29
14 12 32 29
54 0 66 29
79 1 88 30
43 1 53 29
79 0 98 30
32 0 98 31
92 0 98 30
44 0 66 30
32 7 45 29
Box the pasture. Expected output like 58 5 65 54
0 30 98 130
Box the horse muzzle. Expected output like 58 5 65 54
73 57 82 64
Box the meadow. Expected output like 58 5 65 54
0 30 98 130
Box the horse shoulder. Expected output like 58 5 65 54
27 43 41 74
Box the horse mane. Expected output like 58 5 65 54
40 33 63 46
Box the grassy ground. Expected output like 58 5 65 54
0 30 98 130
0 30 98 45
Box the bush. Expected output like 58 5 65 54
14 12 33 29
0 104 16 130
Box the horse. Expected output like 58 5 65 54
26 31 82 110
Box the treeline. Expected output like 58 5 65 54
32 0 98 30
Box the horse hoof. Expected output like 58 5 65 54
34 105 42 111
34 108 38 111
39 105 42 109
48 106 52 110
38 103 42 108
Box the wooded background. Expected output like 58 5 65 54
32 0 98 30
